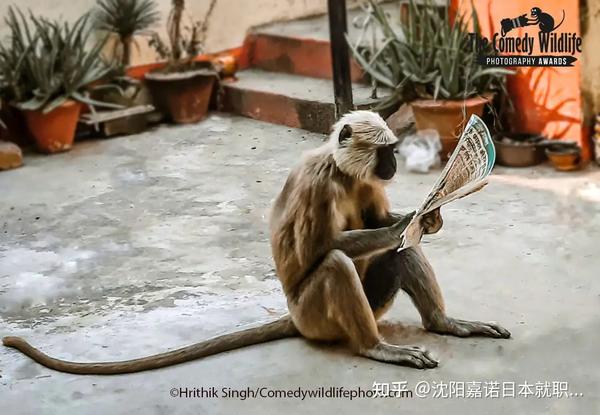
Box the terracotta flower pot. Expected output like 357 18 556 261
545 148 582 171
1 101 34 147
411 94 492 160
22 100 82 154
493 133 545 167
145 67 216 124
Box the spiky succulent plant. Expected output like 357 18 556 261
0 6 121 113
348 0 513 108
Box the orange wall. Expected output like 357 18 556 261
453 0 588 159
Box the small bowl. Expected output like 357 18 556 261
545 147 582 171
493 133 545 167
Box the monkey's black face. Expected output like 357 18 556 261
374 144 397 180
531 7 541 17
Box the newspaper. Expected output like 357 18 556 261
398 114 495 251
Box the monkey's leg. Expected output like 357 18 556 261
362 248 405 320
289 249 437 369
364 246 510 338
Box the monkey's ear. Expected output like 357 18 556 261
339 124 352 144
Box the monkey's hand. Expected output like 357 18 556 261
390 210 416 239
420 208 443 235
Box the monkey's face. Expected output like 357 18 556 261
336 125 397 181
374 144 397 181
531 7 541 17
332 112 398 182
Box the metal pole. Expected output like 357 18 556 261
327 0 354 118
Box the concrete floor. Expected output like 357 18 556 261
0 114 599 414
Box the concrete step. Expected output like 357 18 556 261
245 32 364 82
221 69 387 134
246 2 402 80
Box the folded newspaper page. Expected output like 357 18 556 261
398 114 495 251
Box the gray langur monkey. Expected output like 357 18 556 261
270 110 510 368
2 110 509 374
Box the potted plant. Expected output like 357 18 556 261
93 0 160 106
145 0 218 124
493 133 545 167
0 8 120 153
86 0 161 136
0 9 35 148
95 0 160 68
349 0 513 159
542 141 582 171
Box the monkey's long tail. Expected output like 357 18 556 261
553 10 566 32
2 315 298 375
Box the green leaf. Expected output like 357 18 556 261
346 34 395 88
433 75 442 100
17 95 47 111
71 91 125 109
43 95 68 113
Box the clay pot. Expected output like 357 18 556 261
212 54 238 78
0 101 33 147
545 148 581 171
411 94 492 160
145 65 216 124
494 133 545 167
22 100 82 154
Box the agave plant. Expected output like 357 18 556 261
148 0 217 72
348 0 513 108
0 7 36 105
0 7 120 114
94 0 160 67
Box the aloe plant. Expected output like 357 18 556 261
94 0 160 67
0 7 120 114
348 0 513 108
0 7 36 105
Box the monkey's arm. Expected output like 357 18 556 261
375 211 412 228
331 211 415 259
376 209 442 235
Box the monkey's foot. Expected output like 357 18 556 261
361 343 438 369
428 317 511 339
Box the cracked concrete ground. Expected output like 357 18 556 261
1 114 599 414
